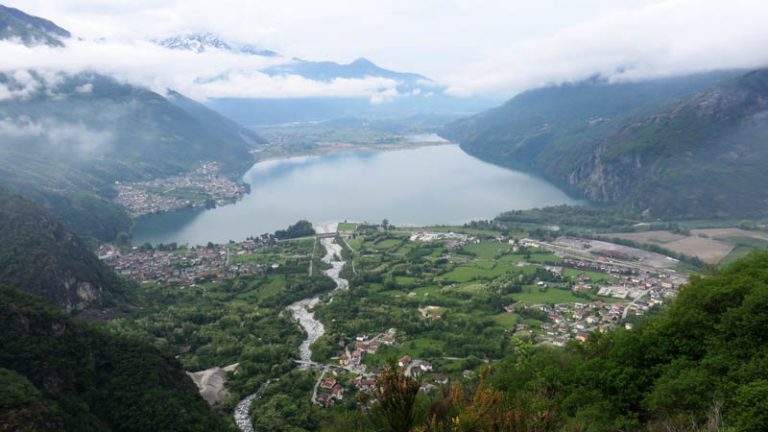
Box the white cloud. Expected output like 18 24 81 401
0 39 403 100
2 0 768 99
442 0 768 95
0 116 114 157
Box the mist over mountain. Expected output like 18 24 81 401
158 32 278 57
0 71 264 242
3 2 768 431
152 31 502 124
0 8 268 242
0 4 69 47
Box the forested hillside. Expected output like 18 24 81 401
444 69 768 219
0 187 126 312
0 287 232 431
0 72 265 242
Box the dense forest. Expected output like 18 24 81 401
0 186 127 312
0 287 233 431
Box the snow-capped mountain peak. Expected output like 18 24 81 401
156 33 278 57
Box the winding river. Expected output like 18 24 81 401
233 224 348 431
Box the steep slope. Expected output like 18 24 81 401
0 286 233 431
0 367 63 431
0 71 265 241
0 4 70 47
444 69 768 218
565 69 768 217
0 187 126 312
0 8 266 242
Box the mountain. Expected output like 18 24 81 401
157 32 278 57
0 286 233 431
0 71 265 242
0 11 267 242
0 4 70 47
265 57 430 91
0 187 127 313
156 33 426 86
443 69 768 219
155 32 500 125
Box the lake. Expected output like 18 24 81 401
133 144 578 245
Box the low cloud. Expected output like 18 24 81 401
0 39 403 101
3 0 768 101
0 116 114 158
443 0 768 96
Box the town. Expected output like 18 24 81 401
100 233 277 287
114 162 248 217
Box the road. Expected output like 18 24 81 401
622 288 651 319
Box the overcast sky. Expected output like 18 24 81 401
3 0 768 99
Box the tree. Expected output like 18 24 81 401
372 360 421 432
274 220 316 240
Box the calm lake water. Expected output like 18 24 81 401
133 144 577 245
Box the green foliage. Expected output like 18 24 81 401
485 251 768 430
0 187 128 311
0 72 264 242
0 287 232 431
250 371 322 432
371 361 421 432
447 69 768 219
275 220 317 240
0 367 64 431
495 205 639 231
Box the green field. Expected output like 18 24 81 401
374 238 403 250
491 312 520 328
313 228 622 368
337 222 358 232
346 237 363 251
462 241 512 259
562 268 616 283
512 286 588 304
718 236 768 266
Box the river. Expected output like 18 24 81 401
133 143 578 246
233 224 348 431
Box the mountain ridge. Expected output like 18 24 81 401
0 9 268 242
0 4 70 47
444 69 768 218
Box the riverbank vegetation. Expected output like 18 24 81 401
108 237 335 412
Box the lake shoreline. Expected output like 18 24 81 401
132 145 578 246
